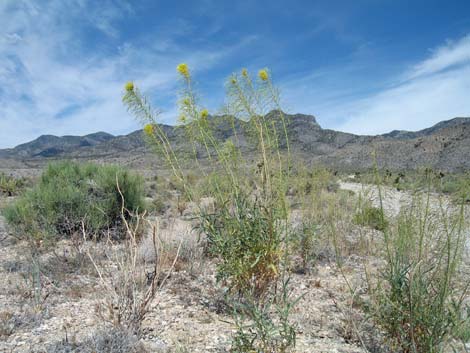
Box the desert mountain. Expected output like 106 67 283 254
1 112 469 172
0 132 114 159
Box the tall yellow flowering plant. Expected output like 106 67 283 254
123 64 299 351
123 65 293 293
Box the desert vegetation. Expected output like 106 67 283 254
0 173 28 197
4 161 145 242
1 65 470 353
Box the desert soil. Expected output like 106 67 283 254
1 182 468 352
0 205 383 352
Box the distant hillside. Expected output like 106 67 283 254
0 132 114 159
1 112 470 173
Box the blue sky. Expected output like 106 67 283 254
1 0 470 148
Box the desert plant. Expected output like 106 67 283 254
123 65 299 349
123 67 291 292
353 204 388 231
231 280 300 353
200 195 282 297
441 174 470 204
354 169 470 205
291 220 317 274
368 186 468 352
85 193 180 335
83 327 149 353
4 161 144 241
0 173 27 196
43 327 149 353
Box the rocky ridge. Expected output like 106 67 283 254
1 112 469 172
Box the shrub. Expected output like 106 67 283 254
353 204 388 231
0 173 27 196
44 327 150 353
87 216 178 335
368 193 468 352
149 195 168 214
442 175 470 204
288 167 337 197
200 195 282 297
4 161 144 241
291 220 317 274
441 178 460 194
231 279 299 353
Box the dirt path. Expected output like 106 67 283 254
338 181 466 216
339 181 412 217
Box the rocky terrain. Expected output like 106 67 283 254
0 192 382 353
1 181 469 352
1 111 470 174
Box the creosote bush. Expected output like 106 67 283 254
4 161 144 241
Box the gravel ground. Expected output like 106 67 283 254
2 182 468 352
0 207 384 352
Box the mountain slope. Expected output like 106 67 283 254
0 132 114 159
1 113 469 172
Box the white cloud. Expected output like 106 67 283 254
408 35 470 79
0 0 252 148
336 66 470 135
336 35 470 135
3 2 469 150
283 34 470 136
0 0 140 147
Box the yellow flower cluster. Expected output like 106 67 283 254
258 69 269 81
182 98 191 107
200 109 209 119
143 124 153 136
178 114 187 124
125 81 134 92
177 63 190 78
241 68 248 77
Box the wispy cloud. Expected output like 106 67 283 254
1 1 469 148
336 66 470 135
0 0 254 148
408 35 470 79
283 34 470 135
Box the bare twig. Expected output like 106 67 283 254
81 176 181 335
